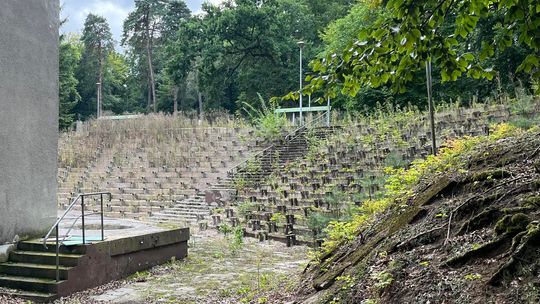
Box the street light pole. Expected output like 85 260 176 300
425 59 437 155
298 41 304 126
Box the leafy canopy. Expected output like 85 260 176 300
305 0 540 97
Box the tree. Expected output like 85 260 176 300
303 0 357 46
306 0 540 98
78 14 113 118
321 2 385 56
196 0 315 112
164 16 200 114
103 51 131 114
122 0 190 112
59 33 82 129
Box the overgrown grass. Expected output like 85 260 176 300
59 111 251 168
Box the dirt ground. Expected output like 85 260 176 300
48 229 308 304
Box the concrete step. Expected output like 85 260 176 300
0 262 71 280
0 288 57 302
9 251 83 268
166 206 208 212
151 213 199 220
17 241 87 255
0 274 62 294
156 210 208 217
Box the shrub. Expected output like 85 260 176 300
242 94 288 141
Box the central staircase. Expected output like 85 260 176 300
229 125 336 187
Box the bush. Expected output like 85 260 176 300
242 94 288 141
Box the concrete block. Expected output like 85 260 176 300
0 244 16 263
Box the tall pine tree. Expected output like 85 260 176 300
77 14 113 118
122 0 190 112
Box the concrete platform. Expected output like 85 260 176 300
0 213 189 302
53 210 167 244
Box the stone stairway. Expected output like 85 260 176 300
149 177 237 227
230 126 335 187
206 124 337 232
0 240 86 302
148 193 209 224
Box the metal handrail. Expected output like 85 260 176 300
62 212 102 243
227 111 329 177
285 112 328 141
42 192 111 282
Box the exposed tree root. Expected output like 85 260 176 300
523 195 540 207
456 206 535 236
392 225 445 252
456 207 502 236
503 230 528 258
442 233 512 268
494 213 531 236
527 145 540 160
452 193 500 221
444 212 532 269
468 169 512 183
488 222 540 286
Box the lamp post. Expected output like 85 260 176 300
298 41 304 126
96 82 102 118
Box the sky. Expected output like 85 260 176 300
61 0 221 48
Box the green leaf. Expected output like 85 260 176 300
373 28 386 40
517 54 540 73
480 42 495 61
463 53 474 61
411 29 421 39
400 37 407 46
447 37 459 46
483 69 495 80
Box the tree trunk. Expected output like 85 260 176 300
98 41 103 118
145 12 157 112
173 85 178 116
147 82 151 109
198 91 203 121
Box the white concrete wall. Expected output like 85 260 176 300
0 0 59 244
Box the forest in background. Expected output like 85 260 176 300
59 0 538 129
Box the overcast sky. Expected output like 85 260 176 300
61 0 221 49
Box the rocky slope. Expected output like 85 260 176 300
294 127 540 303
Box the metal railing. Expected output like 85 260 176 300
43 192 112 282
227 112 329 179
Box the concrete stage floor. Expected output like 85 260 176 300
48 210 170 245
